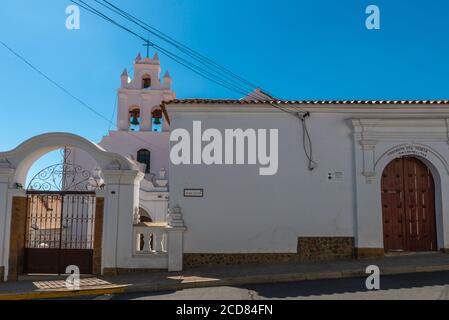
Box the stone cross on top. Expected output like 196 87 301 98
143 39 151 58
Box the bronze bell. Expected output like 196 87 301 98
130 116 140 126
130 110 140 126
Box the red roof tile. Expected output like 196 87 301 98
163 99 449 105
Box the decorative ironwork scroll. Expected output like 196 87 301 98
27 148 103 192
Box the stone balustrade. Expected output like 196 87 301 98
133 222 168 255
131 205 185 272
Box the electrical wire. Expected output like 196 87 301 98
72 0 300 112
95 0 312 114
72 0 262 99
96 0 259 92
108 98 117 131
8 0 317 170
0 39 168 154
72 0 317 170
297 112 317 170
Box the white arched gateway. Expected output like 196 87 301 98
0 132 184 281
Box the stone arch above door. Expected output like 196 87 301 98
375 143 449 180
350 118 449 257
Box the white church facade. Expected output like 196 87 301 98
1 52 449 280
165 99 449 265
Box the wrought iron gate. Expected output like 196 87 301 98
24 192 96 274
23 148 101 274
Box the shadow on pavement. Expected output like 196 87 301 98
245 271 449 299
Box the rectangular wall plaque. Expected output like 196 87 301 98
184 189 204 198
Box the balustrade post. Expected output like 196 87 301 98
167 205 186 272
154 231 162 253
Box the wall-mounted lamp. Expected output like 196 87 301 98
14 183 23 190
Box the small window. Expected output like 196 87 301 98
152 109 163 132
142 75 151 89
137 149 151 173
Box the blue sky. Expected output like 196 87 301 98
1 0 449 178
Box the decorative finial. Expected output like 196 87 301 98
153 52 159 61
121 68 128 77
163 70 171 78
168 205 185 228
135 53 142 62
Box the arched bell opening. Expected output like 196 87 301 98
129 107 141 132
142 74 151 89
151 109 163 132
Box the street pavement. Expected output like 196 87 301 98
5 253 449 300
86 270 449 300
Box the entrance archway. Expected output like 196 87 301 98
0 133 142 281
381 157 437 252
23 147 102 275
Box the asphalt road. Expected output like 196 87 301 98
84 270 449 300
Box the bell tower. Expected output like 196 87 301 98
117 52 175 132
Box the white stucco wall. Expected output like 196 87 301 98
68 130 170 223
100 131 170 177
168 107 356 254
167 102 449 254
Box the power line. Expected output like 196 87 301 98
96 0 260 92
96 0 316 166
0 40 107 121
95 0 311 114
108 98 117 131
0 39 168 153
85 1 288 105
71 0 291 107
71 0 317 169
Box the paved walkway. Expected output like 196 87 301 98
107 270 449 300
1 252 449 299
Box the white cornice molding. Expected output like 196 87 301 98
166 103 449 115
350 118 449 142
349 117 449 183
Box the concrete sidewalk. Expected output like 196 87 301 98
2 252 449 300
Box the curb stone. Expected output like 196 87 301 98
2 264 449 299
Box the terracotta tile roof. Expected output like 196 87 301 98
163 99 449 105
160 99 449 125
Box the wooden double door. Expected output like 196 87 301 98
381 157 437 252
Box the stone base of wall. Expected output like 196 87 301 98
102 268 166 276
297 237 355 261
184 254 301 268
102 268 118 277
440 248 449 254
103 239 369 272
355 248 385 259
184 238 356 268
0 266 4 283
